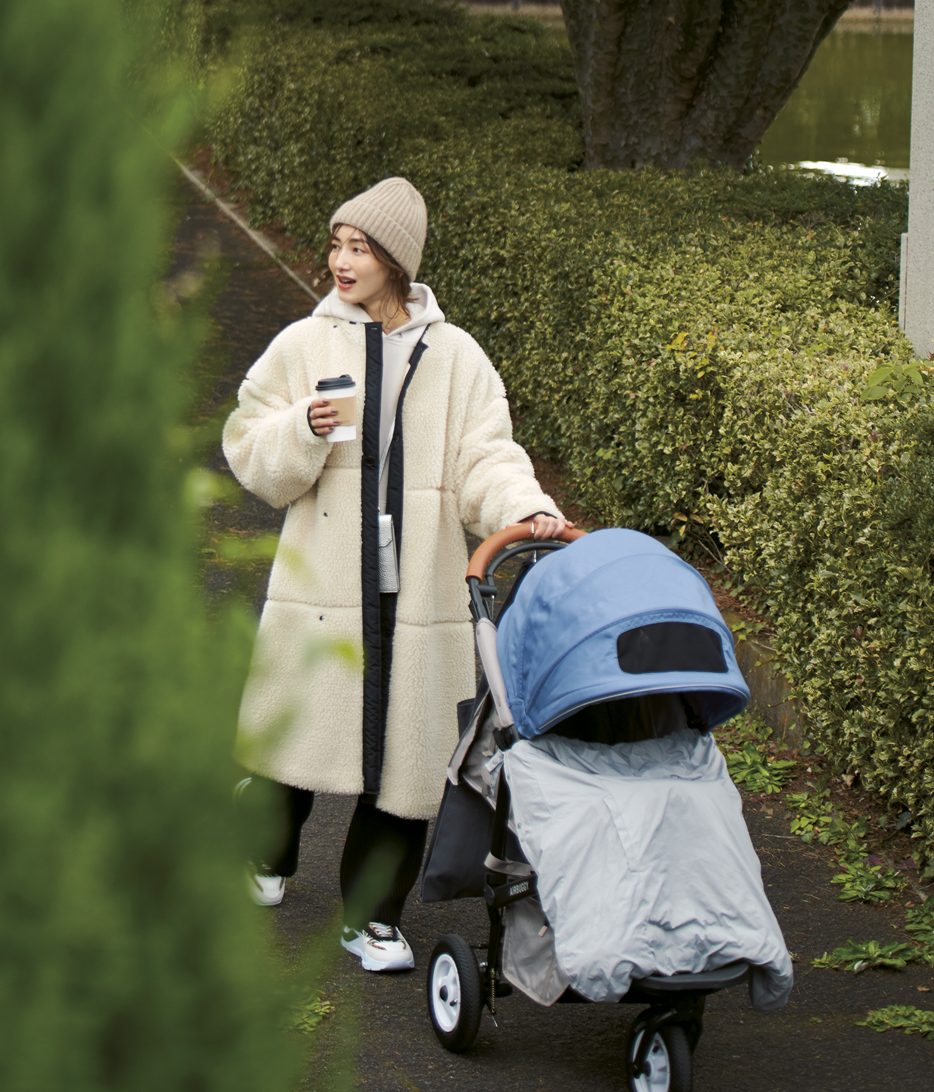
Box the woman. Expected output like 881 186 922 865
223 177 567 972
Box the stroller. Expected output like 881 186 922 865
421 527 793 1092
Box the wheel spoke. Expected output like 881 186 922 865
628 1020 693 1092
631 1029 671 1092
431 955 463 1033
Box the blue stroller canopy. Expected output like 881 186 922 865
496 529 750 740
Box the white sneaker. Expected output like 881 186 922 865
340 922 415 972
235 779 285 907
248 869 285 907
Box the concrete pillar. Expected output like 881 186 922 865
901 0 934 359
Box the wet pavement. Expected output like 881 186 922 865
171 173 933 1092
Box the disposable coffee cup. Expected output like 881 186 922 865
315 374 357 442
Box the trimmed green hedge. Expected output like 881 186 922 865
198 1 933 861
1 2 303 1086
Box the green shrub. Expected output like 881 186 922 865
195 3 933 859
205 0 580 246
0 2 302 1087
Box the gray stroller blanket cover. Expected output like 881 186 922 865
502 729 794 1010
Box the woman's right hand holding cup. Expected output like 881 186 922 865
308 398 338 435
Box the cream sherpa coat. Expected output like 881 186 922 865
223 310 557 819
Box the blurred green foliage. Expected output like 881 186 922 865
0 1 303 1087
191 2 932 856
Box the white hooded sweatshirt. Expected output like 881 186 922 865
313 284 446 511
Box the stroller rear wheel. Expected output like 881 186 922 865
427 934 483 1053
627 1018 692 1092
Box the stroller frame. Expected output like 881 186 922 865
426 528 753 1090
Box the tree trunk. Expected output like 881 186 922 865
559 0 851 169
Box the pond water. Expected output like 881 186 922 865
758 19 913 180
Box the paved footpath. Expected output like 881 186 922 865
172 175 933 1092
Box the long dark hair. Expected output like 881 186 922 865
331 223 412 316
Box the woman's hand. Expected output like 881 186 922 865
308 398 339 436
522 512 575 540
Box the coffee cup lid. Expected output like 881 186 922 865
315 374 355 392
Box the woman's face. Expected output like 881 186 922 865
328 224 393 318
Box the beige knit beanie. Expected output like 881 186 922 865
330 177 427 281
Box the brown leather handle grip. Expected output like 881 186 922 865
466 524 586 581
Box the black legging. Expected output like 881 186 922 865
244 776 428 929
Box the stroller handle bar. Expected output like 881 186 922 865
466 524 586 581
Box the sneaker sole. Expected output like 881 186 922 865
251 889 284 907
340 933 415 972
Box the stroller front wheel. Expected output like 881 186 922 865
427 934 483 1053
627 1018 692 1092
